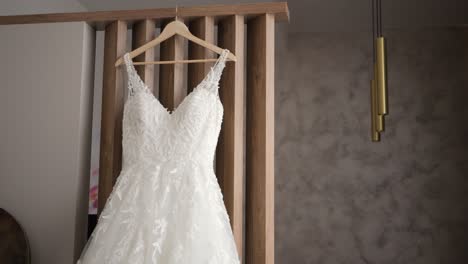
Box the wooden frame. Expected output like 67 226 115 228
1 3 287 264
188 16 215 92
246 14 275 264
0 2 289 28
98 20 127 213
159 18 186 111
132 19 156 92
217 15 245 258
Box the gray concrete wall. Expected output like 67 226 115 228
275 29 468 264
77 0 468 33
0 22 95 264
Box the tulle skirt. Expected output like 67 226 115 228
77 159 239 264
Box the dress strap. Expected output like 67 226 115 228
123 53 145 96
123 53 135 74
213 49 229 73
204 49 230 93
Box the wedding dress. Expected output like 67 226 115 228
78 49 240 264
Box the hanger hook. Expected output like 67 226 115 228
175 5 179 21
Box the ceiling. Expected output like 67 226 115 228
77 0 468 32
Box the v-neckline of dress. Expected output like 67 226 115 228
123 49 229 116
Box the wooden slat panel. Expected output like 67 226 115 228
245 14 275 264
0 2 289 26
132 19 156 92
98 20 127 214
217 15 245 259
188 16 215 93
159 19 185 111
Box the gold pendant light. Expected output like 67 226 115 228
371 79 381 141
376 37 388 115
370 0 388 141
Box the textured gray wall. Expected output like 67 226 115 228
76 0 468 33
275 29 468 264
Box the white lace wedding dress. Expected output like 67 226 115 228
78 49 240 264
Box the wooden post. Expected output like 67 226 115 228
159 19 185 110
246 14 275 264
132 19 156 92
98 20 127 214
188 16 215 93
217 15 245 260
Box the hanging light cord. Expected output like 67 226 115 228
371 0 383 61
371 0 375 62
377 0 382 37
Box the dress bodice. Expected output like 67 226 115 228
121 50 229 168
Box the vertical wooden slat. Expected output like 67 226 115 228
159 19 185 110
217 15 245 259
98 20 127 214
246 14 275 264
132 19 156 92
188 16 215 93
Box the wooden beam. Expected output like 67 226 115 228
132 19 156 92
179 2 289 21
98 20 127 214
0 8 174 29
217 15 245 260
245 14 275 264
188 16 215 93
159 19 185 111
0 2 289 27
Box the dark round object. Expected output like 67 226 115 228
0 208 31 264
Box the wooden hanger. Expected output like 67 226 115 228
115 7 236 67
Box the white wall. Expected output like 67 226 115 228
0 22 95 264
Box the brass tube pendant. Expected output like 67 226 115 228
376 36 388 115
374 63 384 132
371 79 381 141
369 0 387 141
